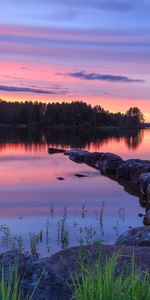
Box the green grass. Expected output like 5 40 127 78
0 260 22 300
72 248 150 300
0 258 42 300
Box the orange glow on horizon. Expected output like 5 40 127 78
0 59 149 121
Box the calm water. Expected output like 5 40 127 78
0 128 149 256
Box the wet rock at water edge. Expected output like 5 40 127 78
116 159 150 184
57 177 65 181
48 148 65 154
64 150 89 163
85 152 104 167
115 226 150 246
95 152 123 173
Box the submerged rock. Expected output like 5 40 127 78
115 226 150 246
48 148 65 154
57 177 65 181
138 213 144 217
75 173 87 178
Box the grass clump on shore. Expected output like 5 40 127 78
0 259 22 300
72 247 150 300
0 258 42 300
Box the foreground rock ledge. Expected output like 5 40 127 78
1 241 150 300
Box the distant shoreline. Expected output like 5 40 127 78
0 123 145 130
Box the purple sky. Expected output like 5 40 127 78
0 0 150 119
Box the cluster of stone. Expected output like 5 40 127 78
64 150 150 204
48 147 150 225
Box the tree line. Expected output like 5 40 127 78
0 100 145 128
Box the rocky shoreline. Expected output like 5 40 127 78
48 147 150 225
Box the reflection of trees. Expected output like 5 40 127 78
124 129 144 149
0 127 144 151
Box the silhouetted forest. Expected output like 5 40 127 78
0 100 144 128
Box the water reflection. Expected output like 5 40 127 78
124 129 144 149
0 127 149 255
0 127 144 152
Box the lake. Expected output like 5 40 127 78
0 127 149 256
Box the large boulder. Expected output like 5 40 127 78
95 153 123 173
85 152 104 168
115 226 150 246
64 150 89 163
116 159 150 184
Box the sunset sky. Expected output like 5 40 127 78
0 1 150 120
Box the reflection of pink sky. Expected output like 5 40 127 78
0 129 149 218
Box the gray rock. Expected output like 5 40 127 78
95 153 123 173
84 152 104 167
64 150 89 156
64 150 89 163
130 165 150 185
116 159 150 184
115 226 150 246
